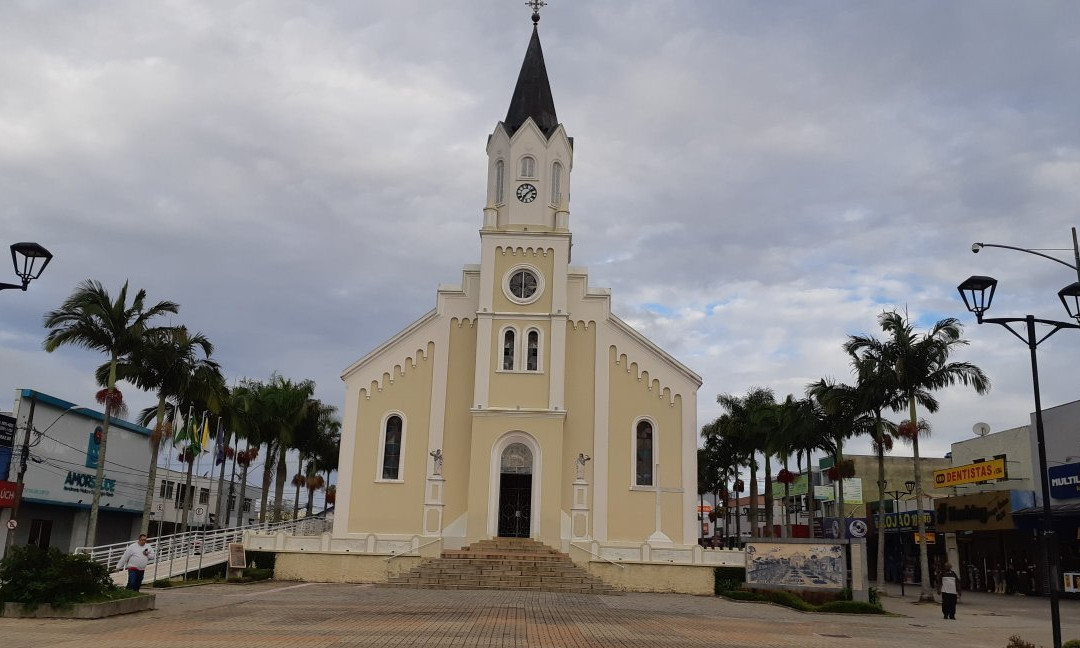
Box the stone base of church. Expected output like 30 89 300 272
274 551 424 584
250 530 746 594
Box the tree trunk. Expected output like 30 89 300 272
876 417 887 587
139 394 168 535
237 460 250 527
214 427 230 528
226 441 239 527
782 456 791 539
306 479 316 517
734 478 742 545
763 453 774 538
179 456 194 534
85 354 117 547
910 400 933 601
259 442 274 523
273 442 288 521
835 439 845 524
748 458 759 538
293 453 303 519
806 446 816 539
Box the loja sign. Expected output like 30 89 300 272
0 480 22 508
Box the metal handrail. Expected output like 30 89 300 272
384 537 443 562
570 542 625 569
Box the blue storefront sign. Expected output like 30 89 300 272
875 510 935 532
1048 462 1080 500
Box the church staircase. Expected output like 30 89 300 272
384 538 614 594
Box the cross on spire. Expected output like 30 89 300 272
527 0 547 25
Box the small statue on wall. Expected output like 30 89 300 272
575 453 591 480
430 448 443 476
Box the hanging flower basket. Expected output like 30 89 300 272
291 474 306 488
776 469 796 485
95 387 124 411
897 420 921 440
734 479 745 493
224 446 236 460
325 486 337 505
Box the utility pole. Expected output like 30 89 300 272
4 394 37 550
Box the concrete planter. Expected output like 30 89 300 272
1 593 155 619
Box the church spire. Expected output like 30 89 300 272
504 14 558 139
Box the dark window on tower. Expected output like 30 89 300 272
527 330 539 371
503 329 516 370
382 415 403 480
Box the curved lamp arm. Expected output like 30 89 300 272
972 242 1078 272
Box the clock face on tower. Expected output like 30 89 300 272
516 183 538 203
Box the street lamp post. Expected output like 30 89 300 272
880 479 915 597
0 242 52 292
957 275 1080 648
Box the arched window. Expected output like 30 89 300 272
635 420 654 486
502 328 516 370
500 443 533 474
526 329 539 371
520 156 536 178
551 161 562 204
382 415 403 480
495 160 505 204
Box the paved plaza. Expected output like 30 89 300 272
0 581 1076 648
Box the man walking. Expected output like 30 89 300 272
940 562 961 620
116 533 155 591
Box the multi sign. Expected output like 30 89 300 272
876 510 935 532
933 457 1007 488
1048 462 1080 500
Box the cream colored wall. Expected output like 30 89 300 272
466 415 565 544
488 318 550 409
350 341 436 535
586 562 714 595
562 321 596 523
490 246 554 314
275 552 422 583
442 318 478 535
605 346 685 542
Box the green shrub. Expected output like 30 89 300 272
1062 641 1080 648
713 567 745 595
1006 637 1039 648
868 587 881 607
152 579 173 588
816 600 888 615
763 589 816 612
0 546 115 607
721 590 766 602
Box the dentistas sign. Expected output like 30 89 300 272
933 457 1007 488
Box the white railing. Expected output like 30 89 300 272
76 517 333 582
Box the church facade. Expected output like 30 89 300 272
333 24 702 554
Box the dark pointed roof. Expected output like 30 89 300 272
504 26 559 139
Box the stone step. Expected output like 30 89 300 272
379 538 614 595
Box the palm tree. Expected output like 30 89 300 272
291 400 338 519
105 326 218 535
848 310 990 601
42 279 178 546
807 378 874 528
264 376 316 521
716 388 775 539
844 336 901 587
229 379 274 524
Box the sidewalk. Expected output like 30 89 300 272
877 581 1080 645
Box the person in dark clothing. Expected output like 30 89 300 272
940 563 961 620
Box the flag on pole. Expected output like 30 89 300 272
199 414 211 454
172 406 190 448
214 418 226 466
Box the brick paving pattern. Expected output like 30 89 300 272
0 581 1075 647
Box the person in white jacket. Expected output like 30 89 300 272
116 534 155 591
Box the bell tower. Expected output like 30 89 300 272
482 12 573 234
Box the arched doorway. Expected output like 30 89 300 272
497 442 533 538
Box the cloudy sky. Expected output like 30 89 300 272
3 1 1080 495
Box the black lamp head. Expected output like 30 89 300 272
957 275 998 321
10 242 53 286
1058 281 1080 322
904 480 916 493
